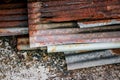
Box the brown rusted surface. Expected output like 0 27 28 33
30 37 120 47
40 1 120 13
28 2 41 8
111 49 120 55
17 37 46 50
30 25 120 36
30 28 80 36
0 3 26 9
17 37 29 45
28 0 120 47
0 15 28 21
28 0 120 23
0 1 28 30
0 27 28 36
31 31 120 41
0 8 27 15
0 21 28 28
30 31 120 47
41 0 118 7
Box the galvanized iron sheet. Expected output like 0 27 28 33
0 1 28 36
65 50 120 70
47 42 120 53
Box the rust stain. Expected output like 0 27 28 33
51 46 56 52
0 21 28 28
0 8 27 15
111 49 120 55
0 3 26 9
17 37 29 45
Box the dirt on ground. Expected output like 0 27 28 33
0 36 120 80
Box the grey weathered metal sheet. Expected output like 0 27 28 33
47 42 120 53
65 50 120 70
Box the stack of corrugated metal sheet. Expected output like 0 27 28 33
0 0 28 36
0 0 120 70
26 0 120 70
28 0 120 48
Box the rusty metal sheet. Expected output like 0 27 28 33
28 2 41 8
17 37 46 50
30 37 120 47
28 0 120 23
30 25 120 36
0 3 26 9
111 49 120 55
0 27 28 36
0 8 27 15
29 22 77 30
78 19 120 28
0 21 28 28
0 15 28 21
40 1 120 13
65 50 120 70
41 0 119 7
29 31 120 47
30 28 80 36
30 31 120 42
17 37 29 45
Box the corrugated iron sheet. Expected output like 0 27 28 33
30 31 120 47
65 50 120 70
47 42 120 53
17 37 46 50
0 1 28 36
28 0 120 23
0 27 28 36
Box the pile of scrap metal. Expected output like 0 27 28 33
0 0 28 36
27 0 120 70
27 0 120 50
1 0 120 70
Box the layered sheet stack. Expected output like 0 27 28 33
26 0 120 70
0 0 28 36
28 0 120 49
